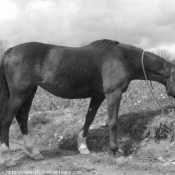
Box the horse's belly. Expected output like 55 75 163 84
39 81 93 99
38 64 100 98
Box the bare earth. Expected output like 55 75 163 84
1 140 175 175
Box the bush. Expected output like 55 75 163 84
29 113 51 127
143 111 175 142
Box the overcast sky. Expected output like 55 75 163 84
0 0 175 53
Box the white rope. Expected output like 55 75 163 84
141 51 169 111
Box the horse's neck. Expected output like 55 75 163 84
135 52 171 85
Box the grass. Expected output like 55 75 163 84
143 112 175 142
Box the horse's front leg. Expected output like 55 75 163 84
78 93 104 154
105 89 122 155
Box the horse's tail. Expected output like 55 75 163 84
0 48 12 122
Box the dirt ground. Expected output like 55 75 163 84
1 140 175 175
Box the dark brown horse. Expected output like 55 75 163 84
0 39 175 167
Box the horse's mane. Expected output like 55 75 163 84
88 40 171 66
89 39 119 49
119 43 143 52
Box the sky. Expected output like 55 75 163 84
0 0 175 54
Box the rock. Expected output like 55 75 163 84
116 156 128 163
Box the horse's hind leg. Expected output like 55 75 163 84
15 87 43 160
78 93 104 154
0 92 29 167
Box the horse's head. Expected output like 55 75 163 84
166 66 175 98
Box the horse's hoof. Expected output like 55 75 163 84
79 148 90 155
4 159 16 168
32 153 44 160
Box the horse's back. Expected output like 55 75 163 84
40 47 104 98
4 42 104 98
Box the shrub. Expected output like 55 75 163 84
29 113 51 127
143 111 175 142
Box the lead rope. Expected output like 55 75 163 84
141 51 169 112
